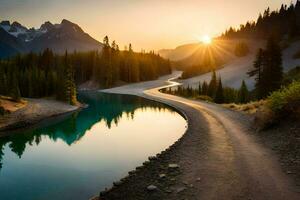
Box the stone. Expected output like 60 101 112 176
147 185 157 191
176 187 186 193
159 174 166 179
168 164 179 169
196 177 201 182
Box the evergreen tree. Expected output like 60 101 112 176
214 77 224 103
0 65 7 95
238 80 249 103
10 73 21 102
248 48 264 98
198 82 202 95
202 81 208 96
261 37 283 97
208 70 217 97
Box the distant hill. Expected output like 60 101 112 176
0 19 103 58
158 43 201 61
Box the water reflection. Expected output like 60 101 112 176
0 92 178 171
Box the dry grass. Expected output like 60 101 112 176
223 100 267 114
0 96 27 113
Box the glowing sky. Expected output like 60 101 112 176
0 0 296 50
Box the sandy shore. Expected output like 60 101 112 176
96 73 299 200
0 98 81 134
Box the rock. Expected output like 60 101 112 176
196 177 201 182
159 174 166 179
189 184 194 188
147 185 158 191
182 181 188 185
168 164 179 169
165 189 172 193
176 187 186 193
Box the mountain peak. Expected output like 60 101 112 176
40 21 54 32
61 19 73 25
0 20 10 26
11 21 27 30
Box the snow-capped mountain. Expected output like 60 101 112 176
0 19 103 58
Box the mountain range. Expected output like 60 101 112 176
0 19 103 58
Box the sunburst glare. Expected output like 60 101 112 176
201 35 212 44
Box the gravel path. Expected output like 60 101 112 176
97 73 300 200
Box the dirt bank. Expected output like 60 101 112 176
0 98 81 134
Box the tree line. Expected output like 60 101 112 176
222 1 300 40
162 70 250 104
164 36 284 104
0 36 172 104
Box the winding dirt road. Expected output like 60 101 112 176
100 72 299 200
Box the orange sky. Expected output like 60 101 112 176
0 0 295 50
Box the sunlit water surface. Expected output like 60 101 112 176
0 92 186 200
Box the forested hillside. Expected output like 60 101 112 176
0 36 171 104
222 1 300 40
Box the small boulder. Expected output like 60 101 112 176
168 164 179 169
147 185 157 191
176 187 186 193
159 174 166 179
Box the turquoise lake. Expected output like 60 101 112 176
0 92 186 200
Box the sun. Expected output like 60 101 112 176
201 35 212 44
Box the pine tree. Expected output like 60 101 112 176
238 80 249 103
0 65 7 95
214 77 224 103
261 37 283 97
61 52 77 105
198 82 202 95
248 48 264 98
208 70 217 97
202 81 208 96
10 73 21 102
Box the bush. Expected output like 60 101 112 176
267 81 300 115
195 95 213 102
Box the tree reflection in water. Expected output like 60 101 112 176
0 92 175 171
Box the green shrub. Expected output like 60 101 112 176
267 81 300 114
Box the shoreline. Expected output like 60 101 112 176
0 98 83 134
95 74 299 199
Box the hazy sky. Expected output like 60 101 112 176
0 0 296 50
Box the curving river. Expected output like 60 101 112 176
0 91 186 200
